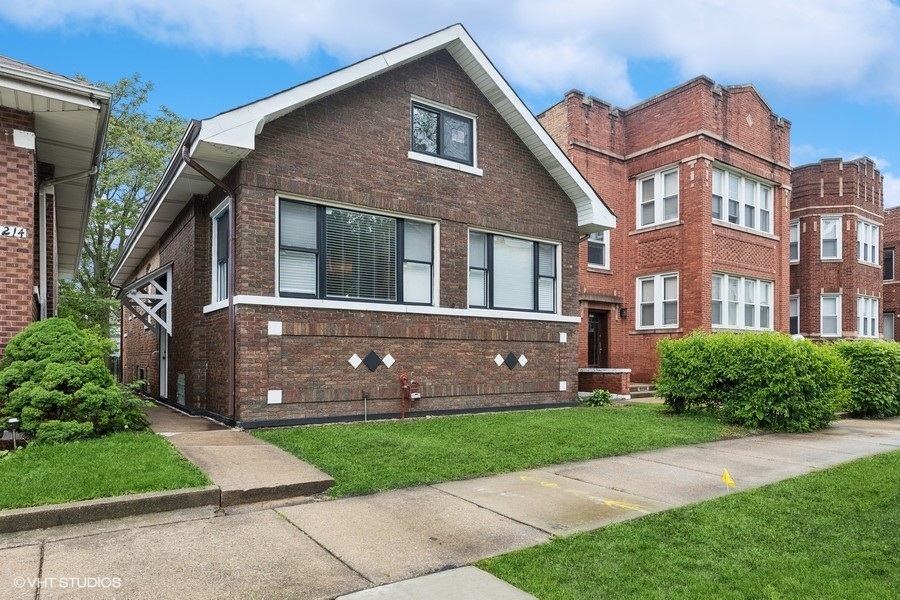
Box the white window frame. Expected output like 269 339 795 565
857 296 878 338
408 97 482 176
711 273 773 330
637 167 679 229
586 230 608 269
712 167 773 234
789 220 800 263
637 272 679 329
820 216 842 260
789 295 800 335
856 219 879 266
821 294 842 337
468 229 559 314
211 200 230 303
883 312 895 341
276 197 437 306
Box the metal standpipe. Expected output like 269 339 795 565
398 373 421 419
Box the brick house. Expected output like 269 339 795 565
0 57 110 353
538 77 792 391
880 206 898 340
789 158 885 341
111 25 615 426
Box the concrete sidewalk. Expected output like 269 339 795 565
0 415 897 599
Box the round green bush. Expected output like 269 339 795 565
0 318 149 444
656 331 848 432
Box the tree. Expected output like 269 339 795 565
59 75 185 338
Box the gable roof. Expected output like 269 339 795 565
0 56 110 279
111 23 614 287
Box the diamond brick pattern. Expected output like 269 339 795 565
348 354 362 369
362 350 383 372
503 352 518 370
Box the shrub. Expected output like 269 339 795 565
0 319 149 444
833 340 900 418
656 331 848 432
581 389 613 407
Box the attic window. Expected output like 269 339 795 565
409 100 482 175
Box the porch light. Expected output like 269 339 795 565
5 417 20 451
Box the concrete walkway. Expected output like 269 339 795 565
147 404 334 505
0 412 897 599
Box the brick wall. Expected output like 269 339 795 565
539 78 791 381
790 157 884 338
883 207 900 337
578 369 630 396
0 107 36 352
120 50 583 424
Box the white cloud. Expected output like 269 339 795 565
884 173 900 208
2 0 900 108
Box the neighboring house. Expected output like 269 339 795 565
538 77 792 391
881 206 899 340
111 24 616 426
789 158 884 340
0 57 110 353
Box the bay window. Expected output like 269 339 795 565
712 167 773 234
712 274 773 330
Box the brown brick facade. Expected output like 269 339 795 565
0 107 37 351
538 78 792 383
120 50 583 426
883 206 900 339
790 158 884 339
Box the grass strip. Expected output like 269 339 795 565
0 432 210 510
478 449 900 600
254 404 744 497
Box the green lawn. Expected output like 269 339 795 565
254 404 746 497
479 450 900 600
0 432 210 510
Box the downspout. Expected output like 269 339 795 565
38 166 99 320
181 145 237 420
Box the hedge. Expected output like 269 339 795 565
833 340 900 418
656 331 849 432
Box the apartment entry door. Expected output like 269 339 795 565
587 310 609 368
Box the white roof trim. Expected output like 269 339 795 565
197 24 613 233
111 24 614 287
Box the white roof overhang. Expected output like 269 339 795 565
111 24 615 287
0 57 110 279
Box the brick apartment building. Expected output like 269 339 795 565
0 57 109 353
112 25 615 426
882 206 900 340
789 158 885 341
538 77 792 390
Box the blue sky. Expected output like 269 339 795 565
2 0 899 205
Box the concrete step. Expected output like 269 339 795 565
629 383 656 399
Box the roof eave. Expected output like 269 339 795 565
111 24 616 286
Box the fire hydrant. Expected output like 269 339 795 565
398 372 421 419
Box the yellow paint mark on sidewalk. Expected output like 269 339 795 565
519 475 649 513
519 475 560 488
